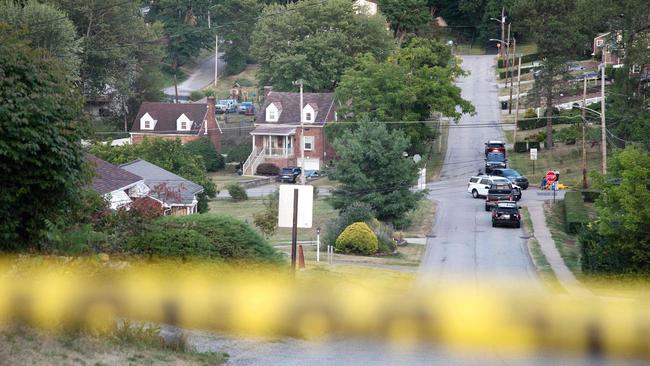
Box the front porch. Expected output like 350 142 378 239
243 126 297 175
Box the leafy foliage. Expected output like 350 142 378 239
213 0 264 75
226 184 248 201
157 214 284 263
0 1 81 78
251 0 393 91
0 31 86 248
335 222 378 255
256 163 280 176
564 191 589 234
223 144 252 163
581 148 650 273
253 191 279 238
128 228 217 260
334 37 474 154
89 138 217 202
378 0 431 44
322 202 376 247
185 137 225 172
328 121 424 228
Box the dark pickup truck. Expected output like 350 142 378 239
485 182 521 211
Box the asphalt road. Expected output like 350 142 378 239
163 52 226 101
419 55 540 291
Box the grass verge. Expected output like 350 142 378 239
426 122 449 182
203 65 259 100
402 199 436 238
209 171 260 191
543 202 581 275
520 207 564 293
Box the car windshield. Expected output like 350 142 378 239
487 153 505 162
242 102 252 106
497 207 518 214
280 168 293 174
490 184 511 191
501 169 520 177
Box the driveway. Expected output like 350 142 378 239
163 52 226 101
418 56 541 292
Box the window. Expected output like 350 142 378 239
269 110 276 120
144 120 150 129
180 121 187 130
480 179 490 185
470 178 479 183
305 112 312 121
596 39 604 47
303 136 314 151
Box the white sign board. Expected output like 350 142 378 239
278 185 314 228
530 148 538 161
418 168 426 190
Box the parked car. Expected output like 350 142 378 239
489 168 529 189
468 176 511 198
305 170 320 179
216 99 238 113
566 62 586 72
485 140 506 157
574 71 599 81
485 181 520 211
491 201 522 228
238 101 255 115
278 167 302 183
485 152 507 173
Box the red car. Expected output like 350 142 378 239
485 140 506 157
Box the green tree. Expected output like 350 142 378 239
253 191 279 238
328 121 424 228
0 30 87 248
513 0 586 149
582 148 650 273
251 0 394 91
0 1 81 78
334 37 474 154
213 0 264 75
146 0 214 99
185 137 225 172
378 0 431 44
89 138 217 212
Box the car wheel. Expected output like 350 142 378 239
472 189 479 198
516 223 521 228
485 205 490 212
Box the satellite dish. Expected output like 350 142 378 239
413 154 422 163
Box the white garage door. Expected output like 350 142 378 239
298 158 320 171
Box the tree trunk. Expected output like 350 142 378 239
546 90 554 149
173 61 179 104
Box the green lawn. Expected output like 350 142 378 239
203 64 259 100
455 44 485 55
401 199 436 238
520 207 564 293
208 171 258 192
543 202 581 275
426 122 449 182
507 142 602 188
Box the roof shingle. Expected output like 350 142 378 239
85 154 143 195
255 92 335 125
131 102 208 135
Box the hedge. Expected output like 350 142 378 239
128 228 217 259
157 214 284 263
564 191 589 234
256 163 279 176
336 222 378 255
580 189 601 203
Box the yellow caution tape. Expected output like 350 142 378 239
0 257 648 359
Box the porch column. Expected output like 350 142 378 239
284 135 288 157
252 135 255 153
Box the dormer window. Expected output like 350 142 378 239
266 103 281 122
176 113 192 131
302 104 317 124
305 112 312 122
140 112 156 130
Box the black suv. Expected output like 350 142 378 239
278 167 302 183
490 168 529 189
485 152 507 173
485 182 520 211
491 201 522 228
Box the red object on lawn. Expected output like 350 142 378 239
298 245 305 270
546 171 557 183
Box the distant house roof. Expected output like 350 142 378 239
131 102 208 135
255 92 336 125
85 154 143 195
119 159 204 205
250 125 297 136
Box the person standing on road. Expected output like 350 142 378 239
540 176 547 190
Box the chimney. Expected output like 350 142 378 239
206 96 221 152
263 86 273 98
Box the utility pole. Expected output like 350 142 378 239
500 7 505 59
582 77 588 189
601 65 607 175
214 34 218 88
294 79 306 185
504 23 511 103
508 38 516 114
514 55 522 144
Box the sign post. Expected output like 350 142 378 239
278 185 314 275
316 227 320 262
530 148 538 176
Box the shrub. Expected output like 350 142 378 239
580 189 601 203
564 191 589 234
528 141 541 150
185 137 225 172
524 108 537 119
322 202 375 247
366 218 396 255
256 163 279 176
335 222 378 255
514 141 528 153
252 191 278 238
223 144 252 163
190 90 204 101
157 214 284 263
203 88 216 98
128 228 217 259
226 184 248 201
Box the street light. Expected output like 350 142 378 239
490 14 507 58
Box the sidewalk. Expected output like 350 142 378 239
525 200 591 296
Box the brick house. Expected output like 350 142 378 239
130 97 222 151
243 89 337 175
593 32 623 66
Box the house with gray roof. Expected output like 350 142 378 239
86 154 149 210
243 88 337 175
120 159 204 215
